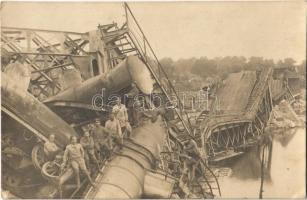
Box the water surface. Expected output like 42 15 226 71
219 128 306 198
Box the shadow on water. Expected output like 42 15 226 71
273 128 297 148
218 128 305 198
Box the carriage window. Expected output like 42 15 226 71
92 59 99 76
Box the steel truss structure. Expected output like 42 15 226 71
1 27 90 99
199 67 274 163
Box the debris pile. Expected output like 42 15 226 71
292 98 306 117
268 100 305 130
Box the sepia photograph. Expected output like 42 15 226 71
0 1 306 199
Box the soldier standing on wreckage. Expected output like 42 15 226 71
179 138 203 187
105 113 123 148
113 97 131 138
125 82 141 127
80 130 103 173
91 118 112 159
61 136 96 189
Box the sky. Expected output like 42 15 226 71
1 1 306 63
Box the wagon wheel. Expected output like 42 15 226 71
41 161 61 183
32 144 47 170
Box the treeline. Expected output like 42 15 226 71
160 56 306 90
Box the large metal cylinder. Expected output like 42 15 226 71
44 56 154 106
85 115 167 198
1 73 78 147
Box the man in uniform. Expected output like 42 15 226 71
105 113 123 147
44 134 60 160
61 136 95 188
125 82 140 127
112 98 130 137
180 138 202 185
80 131 102 173
91 119 112 159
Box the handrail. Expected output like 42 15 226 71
123 3 193 138
247 67 272 112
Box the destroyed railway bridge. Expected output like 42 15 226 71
1 3 299 199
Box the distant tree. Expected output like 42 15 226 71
276 58 296 70
174 58 197 74
263 59 275 68
245 57 265 70
160 57 174 77
297 60 306 76
191 56 217 78
159 56 297 89
283 58 297 67
217 56 247 74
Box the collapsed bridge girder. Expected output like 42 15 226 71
196 67 274 162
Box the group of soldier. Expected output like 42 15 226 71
42 82 206 196
43 95 135 191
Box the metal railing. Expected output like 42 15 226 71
247 67 272 113
123 3 193 136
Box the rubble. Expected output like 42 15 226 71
267 99 305 131
292 98 306 116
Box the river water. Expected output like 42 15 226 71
218 128 306 198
